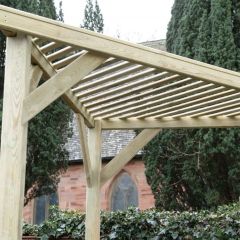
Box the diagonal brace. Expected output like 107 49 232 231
29 65 43 92
22 50 106 123
100 129 161 186
30 44 95 127
76 114 92 187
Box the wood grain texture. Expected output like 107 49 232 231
100 116 240 129
29 65 43 92
76 114 92 187
85 121 102 240
100 129 161 186
0 5 240 91
31 43 96 127
23 52 106 123
0 34 31 240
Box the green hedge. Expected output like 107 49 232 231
23 203 240 240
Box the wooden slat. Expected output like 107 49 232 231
124 87 225 119
85 120 102 240
74 65 146 94
91 77 198 117
40 41 62 53
158 89 240 117
81 68 158 105
72 61 133 91
208 107 240 117
171 96 240 118
144 87 235 118
89 81 217 114
188 100 240 118
106 84 227 118
226 110 240 117
47 45 76 61
31 43 95 127
53 51 85 69
23 51 107 123
75 66 149 98
76 114 92 187
100 116 240 129
100 129 161 186
1 5 240 90
0 35 31 240
89 72 181 116
114 82 216 119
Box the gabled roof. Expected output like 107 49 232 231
1 5 240 130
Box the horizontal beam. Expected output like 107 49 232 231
30 43 95 127
100 129 161 186
0 5 240 90
100 116 240 129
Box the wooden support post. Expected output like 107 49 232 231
85 120 102 240
0 34 32 239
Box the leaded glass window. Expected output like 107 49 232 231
111 172 138 211
34 192 58 224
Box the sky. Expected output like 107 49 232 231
54 0 174 43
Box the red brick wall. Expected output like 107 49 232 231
23 159 155 223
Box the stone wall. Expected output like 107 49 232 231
23 159 155 223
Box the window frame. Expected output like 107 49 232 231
33 192 59 224
109 171 139 211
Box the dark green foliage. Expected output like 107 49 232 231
82 0 104 33
38 0 57 19
145 0 240 210
0 0 72 205
144 129 240 210
23 203 240 239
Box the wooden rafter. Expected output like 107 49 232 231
1 5 240 92
23 51 106 123
30 43 96 127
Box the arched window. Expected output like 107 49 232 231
110 172 138 211
34 192 58 224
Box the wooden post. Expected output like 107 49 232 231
0 34 32 239
85 121 102 240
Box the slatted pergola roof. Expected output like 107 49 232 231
0 5 240 240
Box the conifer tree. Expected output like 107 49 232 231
58 1 64 22
144 0 240 210
82 0 104 33
0 0 72 205
94 0 104 33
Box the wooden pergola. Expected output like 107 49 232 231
0 5 240 240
